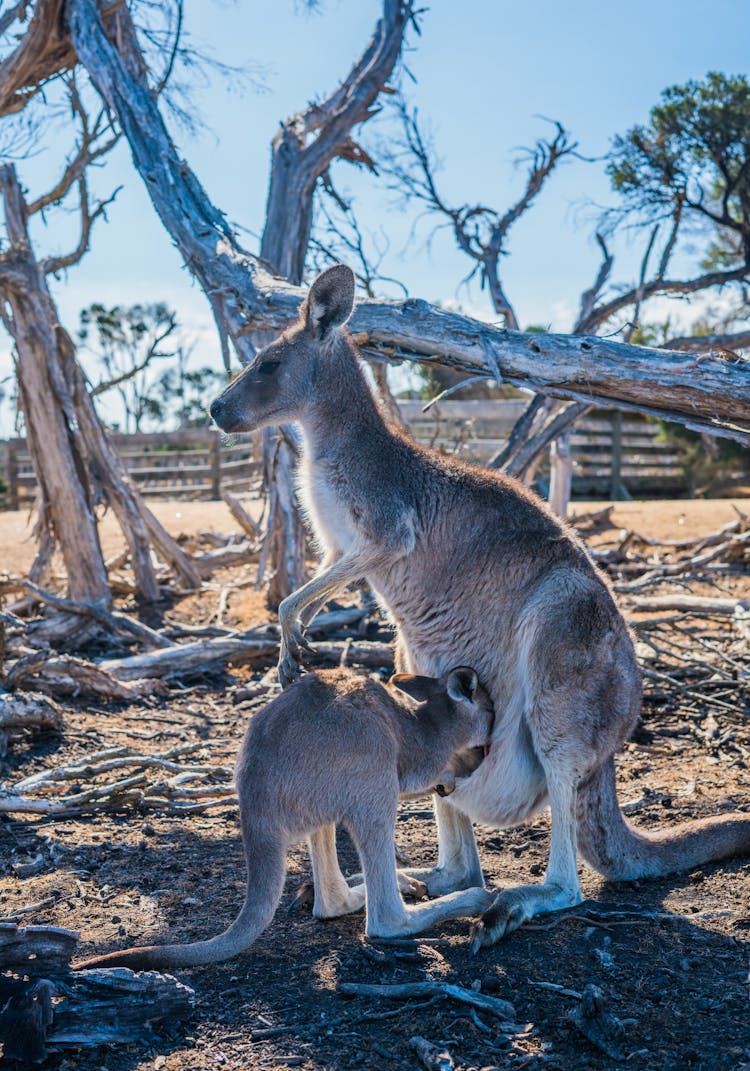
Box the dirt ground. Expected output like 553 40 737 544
2 499 750 1071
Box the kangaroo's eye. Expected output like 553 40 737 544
257 360 281 376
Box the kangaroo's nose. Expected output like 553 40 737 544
209 396 225 423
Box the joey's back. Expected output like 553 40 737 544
239 667 493 825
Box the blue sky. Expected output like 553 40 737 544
2 0 749 433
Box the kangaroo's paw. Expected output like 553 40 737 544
278 644 302 689
288 878 315 914
399 864 483 897
313 882 366 919
469 882 583 953
278 604 315 688
345 870 428 900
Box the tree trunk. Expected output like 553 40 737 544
0 165 110 608
258 427 308 610
0 165 200 609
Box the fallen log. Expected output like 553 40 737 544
193 540 259 577
0 690 64 757
627 595 750 616
0 923 194 1063
6 652 164 700
103 631 278 680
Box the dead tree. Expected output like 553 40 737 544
253 0 413 607
380 102 584 511
0 87 199 609
65 0 749 472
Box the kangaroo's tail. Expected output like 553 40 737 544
577 758 750 881
75 827 285 971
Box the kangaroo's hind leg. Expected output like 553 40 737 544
348 788 492 939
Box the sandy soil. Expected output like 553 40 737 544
1 497 748 577
2 498 749 1071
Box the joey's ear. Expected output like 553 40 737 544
305 264 356 339
445 666 479 704
390 673 438 703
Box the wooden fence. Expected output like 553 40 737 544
0 403 685 509
400 401 685 498
1 429 262 510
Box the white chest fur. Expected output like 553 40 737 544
296 453 358 557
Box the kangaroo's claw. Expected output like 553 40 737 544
278 645 302 689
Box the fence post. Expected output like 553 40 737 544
209 432 221 500
7 440 19 511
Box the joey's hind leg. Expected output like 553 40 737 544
308 825 365 918
350 809 492 939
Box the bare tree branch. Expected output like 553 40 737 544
260 0 413 285
662 330 750 353
41 173 120 275
68 0 750 446
574 233 614 332
90 311 177 395
577 261 750 335
383 104 578 328
26 73 119 216
0 0 73 116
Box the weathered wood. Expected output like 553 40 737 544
0 923 194 1061
0 165 111 608
102 633 278 680
68 1 750 446
222 490 261 539
0 691 64 756
6 653 164 700
339 980 517 1023
0 923 78 975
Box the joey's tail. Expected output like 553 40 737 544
75 829 285 972
577 758 750 881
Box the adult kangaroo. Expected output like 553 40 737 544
78 666 494 970
209 264 750 948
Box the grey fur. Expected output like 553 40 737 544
77 666 494 970
208 264 750 949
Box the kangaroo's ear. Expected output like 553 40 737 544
304 264 356 339
445 666 479 703
390 673 438 702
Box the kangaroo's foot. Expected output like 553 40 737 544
469 881 583 952
403 794 484 895
369 887 495 939
346 869 428 900
396 862 483 897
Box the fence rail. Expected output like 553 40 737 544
398 401 684 498
2 429 262 510
0 403 685 510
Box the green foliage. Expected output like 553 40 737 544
608 72 750 264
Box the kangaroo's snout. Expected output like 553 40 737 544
209 395 226 425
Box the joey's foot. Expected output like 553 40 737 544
313 883 366 919
468 884 583 953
